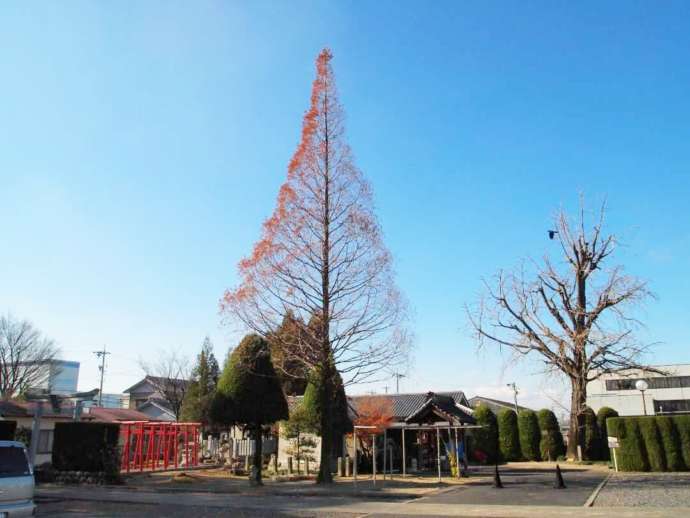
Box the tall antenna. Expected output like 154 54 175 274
93 346 111 407
392 372 405 393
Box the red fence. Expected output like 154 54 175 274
119 421 201 473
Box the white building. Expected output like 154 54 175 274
27 360 80 395
587 364 690 416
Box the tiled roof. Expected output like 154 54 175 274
468 396 532 414
405 393 476 425
83 407 153 422
348 390 468 421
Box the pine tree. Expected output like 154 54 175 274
214 334 288 485
180 337 220 425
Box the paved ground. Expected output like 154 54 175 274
421 465 607 507
594 472 690 508
34 463 690 517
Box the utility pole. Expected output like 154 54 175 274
392 372 405 393
93 346 111 407
507 382 520 415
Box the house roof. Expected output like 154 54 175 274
468 396 532 414
82 407 153 422
124 375 188 394
404 392 476 425
348 390 469 421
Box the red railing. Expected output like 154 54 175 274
119 421 201 473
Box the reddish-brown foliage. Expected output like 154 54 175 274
354 396 395 434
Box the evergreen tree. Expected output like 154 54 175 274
537 409 565 461
497 409 521 461
471 404 499 464
518 410 541 461
180 337 220 425
581 407 600 460
267 312 310 396
214 334 288 485
596 407 619 460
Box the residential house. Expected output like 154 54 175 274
124 375 188 421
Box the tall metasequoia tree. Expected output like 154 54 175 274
222 49 408 483
468 204 654 459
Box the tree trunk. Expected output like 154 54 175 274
567 378 587 460
317 363 334 483
251 423 263 486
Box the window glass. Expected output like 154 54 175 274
0 446 32 477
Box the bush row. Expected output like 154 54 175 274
607 415 690 471
471 405 564 462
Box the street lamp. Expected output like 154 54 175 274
635 379 649 416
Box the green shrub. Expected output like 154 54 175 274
656 416 684 471
471 404 499 464
596 407 618 460
0 420 17 441
580 407 600 460
639 417 666 471
53 423 120 480
518 410 540 461
674 415 690 469
497 409 521 461
537 409 564 461
608 417 649 471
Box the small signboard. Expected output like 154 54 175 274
608 436 619 448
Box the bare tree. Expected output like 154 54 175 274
221 49 409 483
140 351 191 421
468 203 654 459
0 314 60 399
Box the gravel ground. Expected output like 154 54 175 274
594 472 690 507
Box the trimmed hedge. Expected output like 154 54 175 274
580 407 600 460
471 404 499 464
518 410 540 461
676 415 690 469
497 409 521 461
607 416 690 472
53 423 120 479
0 420 17 441
537 409 565 461
596 407 618 461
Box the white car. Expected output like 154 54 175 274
0 441 35 517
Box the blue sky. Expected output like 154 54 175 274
2 2 689 412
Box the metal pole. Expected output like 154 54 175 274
29 402 43 467
93 346 110 407
383 429 387 482
402 427 406 477
372 434 377 485
353 429 358 485
641 390 647 416
436 427 441 483
454 428 460 479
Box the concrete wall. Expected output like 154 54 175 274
587 364 690 416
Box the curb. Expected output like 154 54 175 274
584 472 611 507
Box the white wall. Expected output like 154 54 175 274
587 364 690 416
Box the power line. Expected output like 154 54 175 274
93 346 111 407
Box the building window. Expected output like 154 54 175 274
654 399 690 414
605 376 690 391
38 429 54 454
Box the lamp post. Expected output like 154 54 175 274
507 382 519 415
635 379 649 416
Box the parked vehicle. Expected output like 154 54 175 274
0 441 35 517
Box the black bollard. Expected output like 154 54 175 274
493 464 503 488
554 464 566 489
